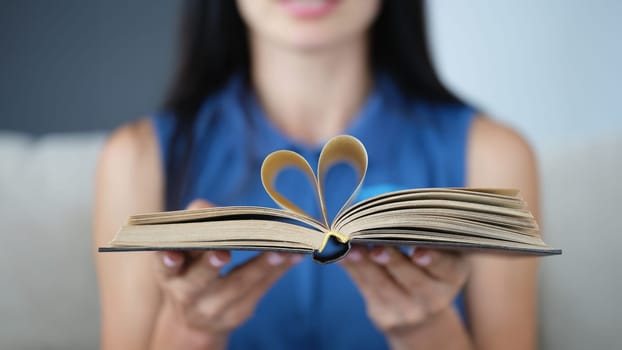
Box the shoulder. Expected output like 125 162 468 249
467 115 537 187
464 116 540 349
99 118 160 173
96 118 163 208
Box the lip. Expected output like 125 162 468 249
278 0 340 19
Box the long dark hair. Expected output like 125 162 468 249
161 0 465 208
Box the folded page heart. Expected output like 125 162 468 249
260 135 368 232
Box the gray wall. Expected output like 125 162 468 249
2 0 620 144
0 0 179 134
429 0 622 152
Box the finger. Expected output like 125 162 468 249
369 248 465 326
187 199 214 210
369 247 429 293
342 247 420 331
161 250 232 309
222 252 297 291
341 247 410 305
221 254 303 324
411 248 468 285
207 250 232 268
157 250 187 278
182 250 231 287
198 252 300 316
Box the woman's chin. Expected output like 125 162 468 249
239 0 380 53
268 26 363 53
280 33 343 51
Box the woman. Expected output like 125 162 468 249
94 0 539 349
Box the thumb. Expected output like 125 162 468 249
187 199 214 210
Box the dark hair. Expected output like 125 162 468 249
164 0 462 120
162 0 465 208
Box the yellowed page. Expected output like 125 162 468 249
260 134 368 231
260 149 321 221
335 199 535 232
340 188 526 223
342 215 544 245
316 135 368 230
128 206 324 231
111 220 326 251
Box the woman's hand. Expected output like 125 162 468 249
152 199 302 349
340 246 471 349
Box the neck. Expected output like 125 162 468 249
250 36 372 146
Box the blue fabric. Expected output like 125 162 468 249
152 74 475 349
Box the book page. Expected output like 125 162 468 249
335 198 536 232
343 214 543 245
108 219 326 252
128 206 325 231
351 234 558 255
261 134 369 230
261 150 321 221
316 135 368 226
339 188 526 224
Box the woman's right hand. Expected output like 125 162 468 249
152 199 302 349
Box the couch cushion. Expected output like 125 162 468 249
0 132 105 349
538 135 622 350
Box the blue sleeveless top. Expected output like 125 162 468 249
153 74 475 349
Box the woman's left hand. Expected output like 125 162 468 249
340 246 470 346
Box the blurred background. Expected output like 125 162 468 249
1 0 620 348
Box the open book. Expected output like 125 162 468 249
99 135 561 263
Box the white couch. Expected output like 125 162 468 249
0 131 619 349
0 133 104 349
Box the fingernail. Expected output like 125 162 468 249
371 248 391 264
415 253 432 266
162 254 178 268
346 249 362 262
209 253 226 267
267 252 286 266
290 254 304 264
